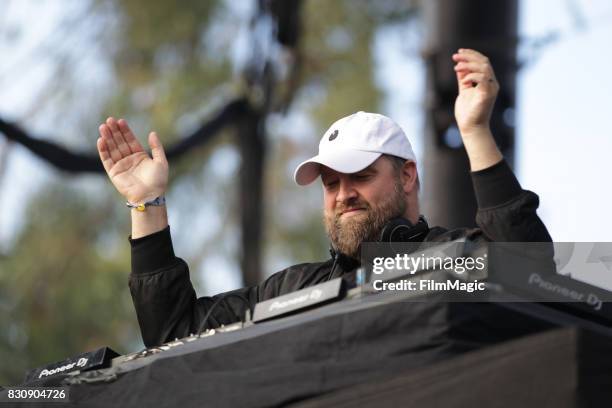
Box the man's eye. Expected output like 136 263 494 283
355 174 371 180
325 180 339 188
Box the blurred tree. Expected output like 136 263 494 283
422 0 518 229
264 0 418 268
0 184 138 384
0 0 419 385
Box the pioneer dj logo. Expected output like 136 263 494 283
38 357 88 378
309 289 322 300
269 294 309 311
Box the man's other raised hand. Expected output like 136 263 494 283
451 49 503 171
452 48 499 135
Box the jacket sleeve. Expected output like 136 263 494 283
471 159 552 242
128 227 264 347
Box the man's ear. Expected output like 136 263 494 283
401 161 418 194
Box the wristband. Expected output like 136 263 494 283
126 196 166 212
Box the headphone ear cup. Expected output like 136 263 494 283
379 218 414 242
379 216 429 243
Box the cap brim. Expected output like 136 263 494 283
294 149 382 186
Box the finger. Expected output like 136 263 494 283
96 137 115 174
99 124 123 163
457 48 489 62
452 54 490 69
106 117 132 157
461 72 486 85
460 72 497 90
456 71 472 91
454 61 494 75
148 132 168 165
117 119 144 154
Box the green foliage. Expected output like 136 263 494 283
96 0 231 148
264 0 417 266
0 184 138 385
0 0 420 385
302 0 382 125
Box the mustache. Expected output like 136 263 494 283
334 200 371 218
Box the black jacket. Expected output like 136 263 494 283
129 160 552 347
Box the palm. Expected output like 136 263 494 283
108 153 167 202
97 118 168 203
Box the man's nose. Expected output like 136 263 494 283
336 179 358 203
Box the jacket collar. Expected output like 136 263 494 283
328 247 361 272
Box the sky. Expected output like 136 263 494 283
1 0 611 291
377 0 612 289
517 0 612 243
374 0 612 244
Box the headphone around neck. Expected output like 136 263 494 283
378 215 429 243
326 215 430 281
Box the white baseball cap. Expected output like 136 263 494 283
294 111 417 186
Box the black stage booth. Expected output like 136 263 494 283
4 285 612 407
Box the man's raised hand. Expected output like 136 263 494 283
452 48 499 135
97 118 168 204
451 49 503 171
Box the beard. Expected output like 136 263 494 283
324 180 406 260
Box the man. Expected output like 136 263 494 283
97 49 551 347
